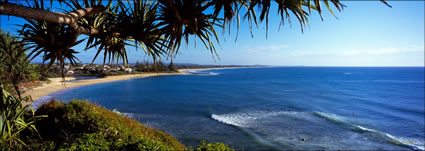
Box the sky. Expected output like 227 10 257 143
1 1 424 66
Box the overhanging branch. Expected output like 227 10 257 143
0 2 105 35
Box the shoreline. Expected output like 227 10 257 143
22 67 240 106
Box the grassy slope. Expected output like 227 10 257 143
14 100 234 151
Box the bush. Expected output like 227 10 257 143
18 100 185 150
195 141 235 151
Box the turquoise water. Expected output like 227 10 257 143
37 67 424 150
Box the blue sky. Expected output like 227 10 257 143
1 1 424 66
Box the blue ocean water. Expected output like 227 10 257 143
39 67 424 150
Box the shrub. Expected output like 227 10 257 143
17 100 185 150
195 141 235 151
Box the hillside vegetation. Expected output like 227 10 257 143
2 100 234 151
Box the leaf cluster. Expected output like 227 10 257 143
0 85 45 149
0 29 40 93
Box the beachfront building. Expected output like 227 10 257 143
66 70 74 75
125 68 134 73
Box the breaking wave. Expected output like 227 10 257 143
185 71 220 76
314 112 424 150
112 109 135 118
212 111 424 150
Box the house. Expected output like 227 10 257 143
67 70 74 75
103 65 111 70
125 68 133 73
64 64 71 70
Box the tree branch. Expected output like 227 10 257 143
0 2 105 35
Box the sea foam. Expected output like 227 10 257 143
212 110 424 150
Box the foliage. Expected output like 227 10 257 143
15 100 185 150
118 0 168 64
0 29 40 94
0 85 44 149
19 18 83 77
168 60 178 72
157 0 222 57
70 0 131 66
0 29 36 83
195 140 235 151
134 61 174 72
35 64 64 78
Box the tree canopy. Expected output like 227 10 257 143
0 0 391 70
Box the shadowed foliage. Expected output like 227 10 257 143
19 19 83 77
0 29 39 94
0 85 45 149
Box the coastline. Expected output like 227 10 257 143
22 71 188 105
22 67 239 106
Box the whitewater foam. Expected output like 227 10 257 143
385 134 425 150
112 109 135 118
316 112 425 151
212 110 424 150
211 113 254 128
185 71 220 76
357 125 377 132
211 111 305 128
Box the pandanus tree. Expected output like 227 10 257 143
0 0 392 74
0 29 39 95
67 0 132 66
119 0 168 63
19 18 83 78
158 0 222 58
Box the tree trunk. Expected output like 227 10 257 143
0 2 104 35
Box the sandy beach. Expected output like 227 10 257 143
22 72 191 105
22 67 239 105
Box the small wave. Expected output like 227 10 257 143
357 125 377 132
211 113 253 128
112 109 135 118
213 111 424 150
313 112 349 123
344 72 353 75
314 112 424 151
211 112 285 150
186 71 220 76
209 72 219 75
385 134 425 151
360 127 425 150
371 80 424 83
211 111 303 128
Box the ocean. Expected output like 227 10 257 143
36 67 425 150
